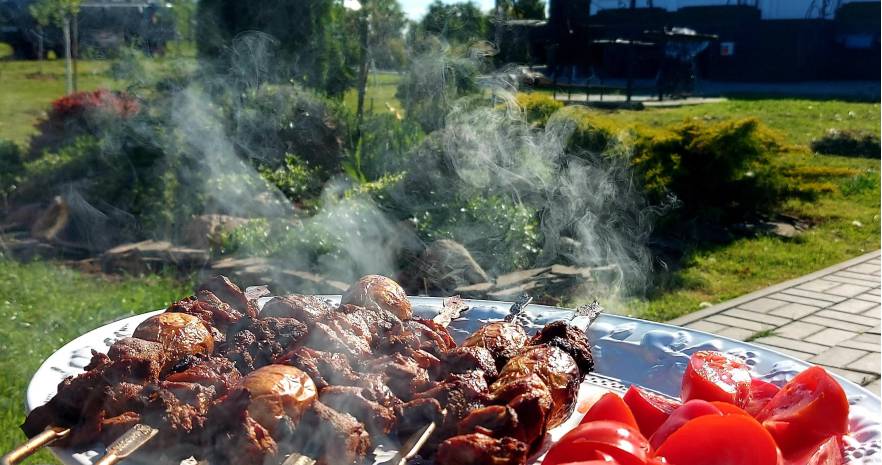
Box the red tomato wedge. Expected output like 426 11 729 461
781 436 844 465
555 462 620 465
756 366 849 456
648 400 722 450
580 392 639 429
681 351 752 407
542 421 651 465
746 378 781 417
655 414 778 465
710 401 751 416
623 385 681 437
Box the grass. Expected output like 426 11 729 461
0 59 124 146
0 256 192 464
343 71 404 117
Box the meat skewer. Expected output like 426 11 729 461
3 312 217 465
387 299 600 465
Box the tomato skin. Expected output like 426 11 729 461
710 401 751 416
649 400 722 450
681 351 752 408
655 414 779 465
581 392 639 429
623 385 681 438
756 366 849 456
542 421 651 465
746 378 781 417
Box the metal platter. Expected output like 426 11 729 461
25 296 882 465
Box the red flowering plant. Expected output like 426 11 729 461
29 89 141 156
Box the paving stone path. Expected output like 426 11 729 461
669 251 881 395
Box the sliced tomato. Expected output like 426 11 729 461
756 366 849 456
681 351 752 408
797 436 844 465
542 421 651 465
623 385 681 438
746 378 781 417
556 462 621 465
655 414 778 465
648 399 722 450
580 392 639 429
710 401 751 416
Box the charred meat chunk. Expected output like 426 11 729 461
290 401 371 465
442 346 499 382
260 295 334 327
529 320 594 376
319 386 396 435
463 321 528 370
435 433 528 465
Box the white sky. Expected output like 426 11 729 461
400 0 496 20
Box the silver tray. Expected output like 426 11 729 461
26 296 882 464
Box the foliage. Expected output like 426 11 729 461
29 88 140 156
258 154 323 203
632 117 786 224
27 0 81 27
108 46 147 81
0 256 190 464
0 140 23 196
352 113 425 181
233 84 349 175
516 92 562 126
810 128 881 158
195 0 353 96
412 194 540 274
549 105 622 153
501 0 547 19
356 0 408 70
418 1 489 45
395 44 481 132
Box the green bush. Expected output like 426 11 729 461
234 84 349 176
631 118 786 223
413 194 540 274
549 106 624 154
810 129 880 158
0 140 23 196
349 113 425 181
516 92 563 126
258 154 323 202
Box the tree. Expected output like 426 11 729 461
195 0 353 96
28 0 54 64
419 1 489 45
28 0 80 92
510 0 545 19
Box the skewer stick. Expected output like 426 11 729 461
1 426 70 465
92 423 158 465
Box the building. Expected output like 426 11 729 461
504 0 880 82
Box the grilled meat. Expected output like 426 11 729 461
463 321 528 370
528 320 594 375
435 432 529 465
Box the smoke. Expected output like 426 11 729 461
29 28 655 307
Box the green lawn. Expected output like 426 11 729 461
343 71 404 117
0 257 191 464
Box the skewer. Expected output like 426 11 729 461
1 426 70 465
92 423 159 465
383 296 604 464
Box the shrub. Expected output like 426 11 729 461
258 154 323 203
233 84 348 176
548 106 624 154
412 194 540 274
29 89 141 157
0 140 23 196
811 129 880 158
516 92 563 126
349 113 425 181
631 118 786 224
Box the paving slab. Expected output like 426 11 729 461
668 251 880 391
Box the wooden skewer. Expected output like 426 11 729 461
1 426 70 465
92 423 159 465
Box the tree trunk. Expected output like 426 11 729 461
63 17 73 95
354 0 370 145
72 13 79 92
37 25 44 70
